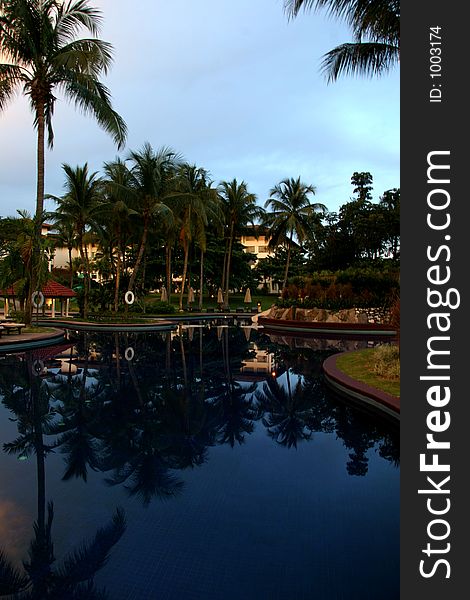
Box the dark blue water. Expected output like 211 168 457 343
0 326 399 599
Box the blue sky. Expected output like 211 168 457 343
0 0 399 219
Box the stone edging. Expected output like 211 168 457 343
322 351 400 420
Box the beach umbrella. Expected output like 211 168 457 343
160 286 168 302
244 288 252 304
217 287 223 304
188 287 195 304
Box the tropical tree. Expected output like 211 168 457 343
101 157 136 311
0 211 51 316
284 0 400 81
0 0 126 218
0 0 126 320
218 179 263 307
49 163 103 318
350 171 373 202
125 143 178 295
264 176 326 290
166 164 222 310
53 217 77 289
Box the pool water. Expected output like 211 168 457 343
0 326 399 599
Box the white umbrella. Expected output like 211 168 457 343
244 288 252 304
160 286 168 302
217 287 223 304
188 287 195 304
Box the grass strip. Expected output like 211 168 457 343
335 348 400 398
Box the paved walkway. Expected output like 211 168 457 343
323 351 400 420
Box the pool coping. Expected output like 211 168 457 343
35 319 178 333
322 351 400 421
258 316 397 337
0 328 66 352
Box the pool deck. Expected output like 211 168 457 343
323 351 400 420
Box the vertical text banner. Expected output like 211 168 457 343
401 1 469 598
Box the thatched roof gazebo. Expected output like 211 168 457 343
1 280 76 318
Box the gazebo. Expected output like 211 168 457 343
2 280 76 318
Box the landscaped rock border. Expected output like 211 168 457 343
264 306 391 325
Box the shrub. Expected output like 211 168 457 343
145 301 176 315
372 344 400 380
9 310 26 323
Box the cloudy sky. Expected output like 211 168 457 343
0 0 399 219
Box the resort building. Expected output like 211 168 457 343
239 227 280 294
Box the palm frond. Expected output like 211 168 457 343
322 41 399 81
54 507 126 586
61 74 127 149
0 549 29 595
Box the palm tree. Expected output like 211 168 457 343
166 164 220 310
49 163 103 318
284 0 400 81
0 210 51 318
0 0 126 219
218 179 263 308
101 158 136 311
264 176 326 290
0 0 126 321
125 143 178 295
53 218 77 289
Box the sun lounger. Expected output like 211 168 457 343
2 322 26 335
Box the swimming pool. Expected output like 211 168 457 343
0 326 399 599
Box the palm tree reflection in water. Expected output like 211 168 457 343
0 351 125 599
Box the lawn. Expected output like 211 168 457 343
335 347 400 398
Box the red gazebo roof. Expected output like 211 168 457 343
1 280 76 298
41 280 76 298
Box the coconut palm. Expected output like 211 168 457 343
0 0 126 322
49 163 103 318
284 0 400 81
53 217 78 289
101 158 137 311
125 143 178 295
218 179 263 308
0 0 126 219
264 177 326 290
0 211 51 313
166 164 221 310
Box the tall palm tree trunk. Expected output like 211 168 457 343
221 237 228 290
282 233 293 290
224 221 235 307
166 245 172 303
25 104 47 326
179 242 190 310
68 246 74 289
114 249 122 312
36 104 46 218
78 236 89 318
128 216 149 292
199 249 204 310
